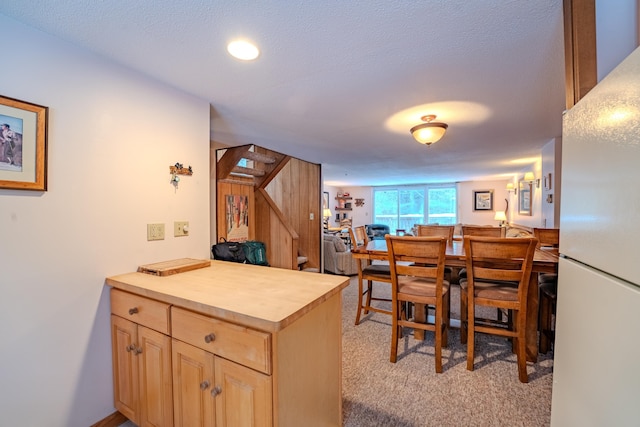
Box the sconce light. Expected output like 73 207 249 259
524 172 540 188
494 210 507 227
410 115 448 145
506 182 517 195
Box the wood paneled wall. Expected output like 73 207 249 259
264 157 321 269
215 146 321 270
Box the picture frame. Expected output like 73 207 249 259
518 180 532 216
473 189 494 211
0 95 48 191
323 191 329 210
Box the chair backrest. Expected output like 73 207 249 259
463 236 538 300
416 225 455 244
385 235 448 289
349 226 369 248
462 225 505 238
533 228 559 248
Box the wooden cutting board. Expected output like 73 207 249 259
137 258 211 276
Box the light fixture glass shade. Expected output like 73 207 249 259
323 208 332 218
524 172 536 182
506 182 514 190
494 211 507 221
227 40 260 60
410 122 448 145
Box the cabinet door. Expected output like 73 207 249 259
172 339 215 427
214 356 272 427
138 326 173 427
111 315 139 424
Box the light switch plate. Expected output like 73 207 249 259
174 221 189 237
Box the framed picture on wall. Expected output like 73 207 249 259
0 95 48 191
473 189 494 211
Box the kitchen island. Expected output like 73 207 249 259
106 259 349 427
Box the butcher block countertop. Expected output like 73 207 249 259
106 260 350 333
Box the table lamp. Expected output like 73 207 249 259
323 208 332 228
494 211 507 226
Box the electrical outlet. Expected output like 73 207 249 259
174 221 189 237
147 223 165 241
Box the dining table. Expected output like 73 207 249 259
351 238 559 363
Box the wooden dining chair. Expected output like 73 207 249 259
533 228 560 354
458 225 505 282
461 225 505 238
349 226 392 325
416 225 455 243
415 224 455 282
385 235 450 372
459 236 538 383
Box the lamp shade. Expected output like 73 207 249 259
524 172 536 182
506 182 514 190
410 122 448 145
323 208 332 218
494 211 507 221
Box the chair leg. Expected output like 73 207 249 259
364 279 373 313
516 311 529 383
355 275 365 325
539 291 552 354
390 301 400 363
460 290 468 344
466 298 475 371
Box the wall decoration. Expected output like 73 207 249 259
0 95 48 191
519 180 532 215
323 191 329 210
170 163 193 188
226 194 249 241
473 189 494 211
355 198 365 207
543 172 552 190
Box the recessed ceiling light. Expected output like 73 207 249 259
227 40 260 61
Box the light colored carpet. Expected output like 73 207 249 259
341 276 553 427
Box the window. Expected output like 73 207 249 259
373 184 457 232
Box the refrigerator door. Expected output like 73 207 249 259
551 258 640 426
560 46 640 286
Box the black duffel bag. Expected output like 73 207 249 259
212 238 246 263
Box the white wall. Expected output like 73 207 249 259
329 180 543 230
596 0 638 81
0 15 210 427
457 180 509 226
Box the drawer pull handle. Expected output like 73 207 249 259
128 307 139 315
125 344 135 352
200 380 210 391
204 333 216 343
134 346 142 355
211 386 222 397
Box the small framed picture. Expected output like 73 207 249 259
473 189 494 211
0 95 48 191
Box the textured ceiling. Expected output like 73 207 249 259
0 0 565 186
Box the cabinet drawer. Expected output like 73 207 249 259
171 307 271 374
111 289 170 335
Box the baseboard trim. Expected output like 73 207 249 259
90 411 127 427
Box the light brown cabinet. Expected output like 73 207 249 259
172 338 272 426
107 261 348 426
110 289 173 426
171 307 272 426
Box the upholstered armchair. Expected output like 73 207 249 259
323 234 359 275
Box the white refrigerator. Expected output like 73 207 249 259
551 47 640 425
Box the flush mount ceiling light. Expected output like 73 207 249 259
410 115 448 145
227 40 260 60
